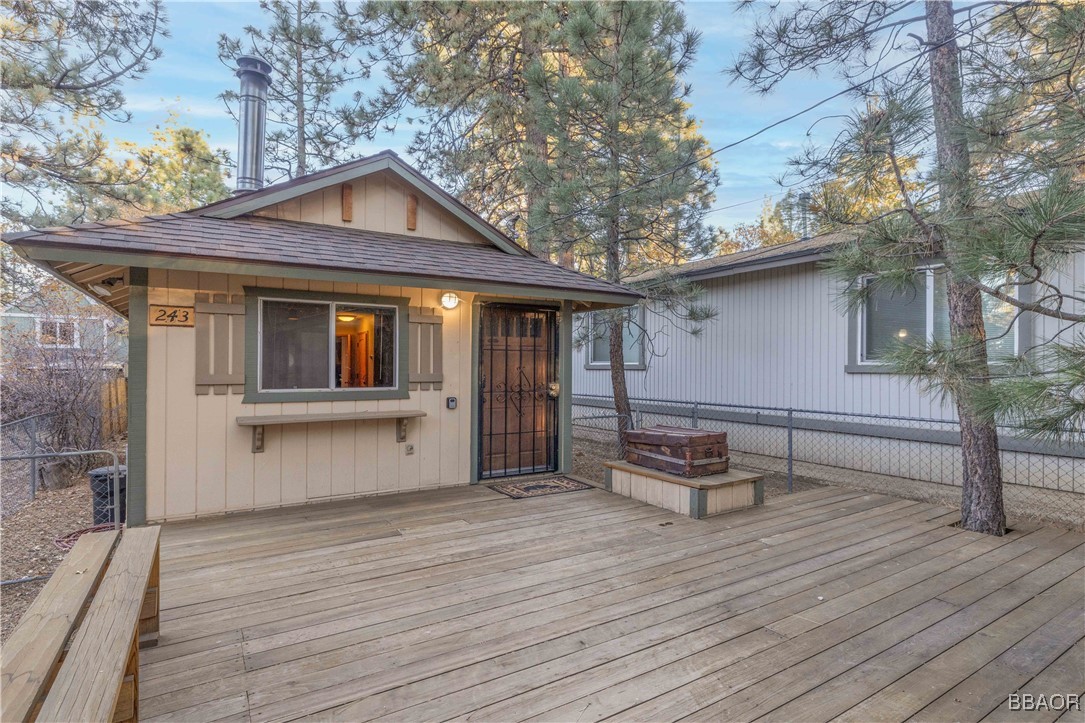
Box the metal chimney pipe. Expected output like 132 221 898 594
233 54 272 194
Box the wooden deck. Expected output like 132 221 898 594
141 484 1085 722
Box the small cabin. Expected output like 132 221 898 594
4 149 639 523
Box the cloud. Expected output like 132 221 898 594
124 93 226 118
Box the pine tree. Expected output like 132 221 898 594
730 1 1085 535
32 118 231 224
1 0 168 225
528 0 718 441
218 0 373 180
350 1 562 253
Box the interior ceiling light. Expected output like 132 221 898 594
337 314 356 322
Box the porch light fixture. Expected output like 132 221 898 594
89 276 125 297
440 292 461 310
897 328 909 339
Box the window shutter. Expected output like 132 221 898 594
408 306 443 391
194 293 245 395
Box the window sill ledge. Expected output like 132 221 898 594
236 410 426 426
845 364 898 374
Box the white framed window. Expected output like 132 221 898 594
587 307 645 368
860 268 1018 364
257 298 399 392
37 318 79 348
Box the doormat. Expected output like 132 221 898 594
490 477 592 499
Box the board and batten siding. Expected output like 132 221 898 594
144 270 474 521
251 168 488 244
573 253 1085 421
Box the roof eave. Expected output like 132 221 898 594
13 242 641 317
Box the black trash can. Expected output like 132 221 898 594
89 465 127 525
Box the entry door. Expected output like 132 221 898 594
478 304 559 479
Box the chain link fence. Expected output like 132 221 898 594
573 394 1084 530
1 412 123 527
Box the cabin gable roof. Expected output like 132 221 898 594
194 150 527 256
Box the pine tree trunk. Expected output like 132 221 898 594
605 6 632 449
294 0 307 177
606 186 632 446
522 27 550 259
926 0 1005 535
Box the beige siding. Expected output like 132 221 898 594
251 169 488 244
144 271 477 522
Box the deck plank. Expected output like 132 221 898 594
137 485 1083 723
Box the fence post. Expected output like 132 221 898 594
786 408 794 494
691 402 699 429
28 416 39 500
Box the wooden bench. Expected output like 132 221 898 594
604 460 764 519
1 526 161 722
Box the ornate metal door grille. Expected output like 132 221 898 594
478 304 559 479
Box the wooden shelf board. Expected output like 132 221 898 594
236 410 427 426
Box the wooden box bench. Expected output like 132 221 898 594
604 460 764 519
1 526 161 723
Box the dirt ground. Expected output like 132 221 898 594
1 481 94 643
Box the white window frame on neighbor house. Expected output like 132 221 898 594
36 318 80 349
855 265 1020 368
585 306 646 370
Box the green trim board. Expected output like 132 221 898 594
559 301 574 475
689 488 707 520
126 267 149 526
469 298 481 485
241 286 410 404
20 245 639 311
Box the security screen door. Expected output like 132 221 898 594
478 304 559 479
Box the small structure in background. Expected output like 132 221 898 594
2 280 128 493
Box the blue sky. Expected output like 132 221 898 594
116 1 857 229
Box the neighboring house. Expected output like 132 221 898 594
1 283 127 375
572 233 1084 491
3 58 639 525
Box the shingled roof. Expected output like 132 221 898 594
4 213 640 311
629 232 851 284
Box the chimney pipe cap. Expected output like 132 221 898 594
235 54 273 81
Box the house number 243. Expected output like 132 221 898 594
149 305 195 327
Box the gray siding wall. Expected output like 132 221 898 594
573 252 1085 421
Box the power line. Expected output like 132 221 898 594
526 1 1029 238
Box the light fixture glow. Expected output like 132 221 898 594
337 314 356 322
897 328 908 338
440 292 461 310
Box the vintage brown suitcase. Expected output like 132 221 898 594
625 425 729 477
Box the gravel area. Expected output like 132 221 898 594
1 481 94 643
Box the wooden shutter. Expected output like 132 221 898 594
194 293 245 395
408 307 443 390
